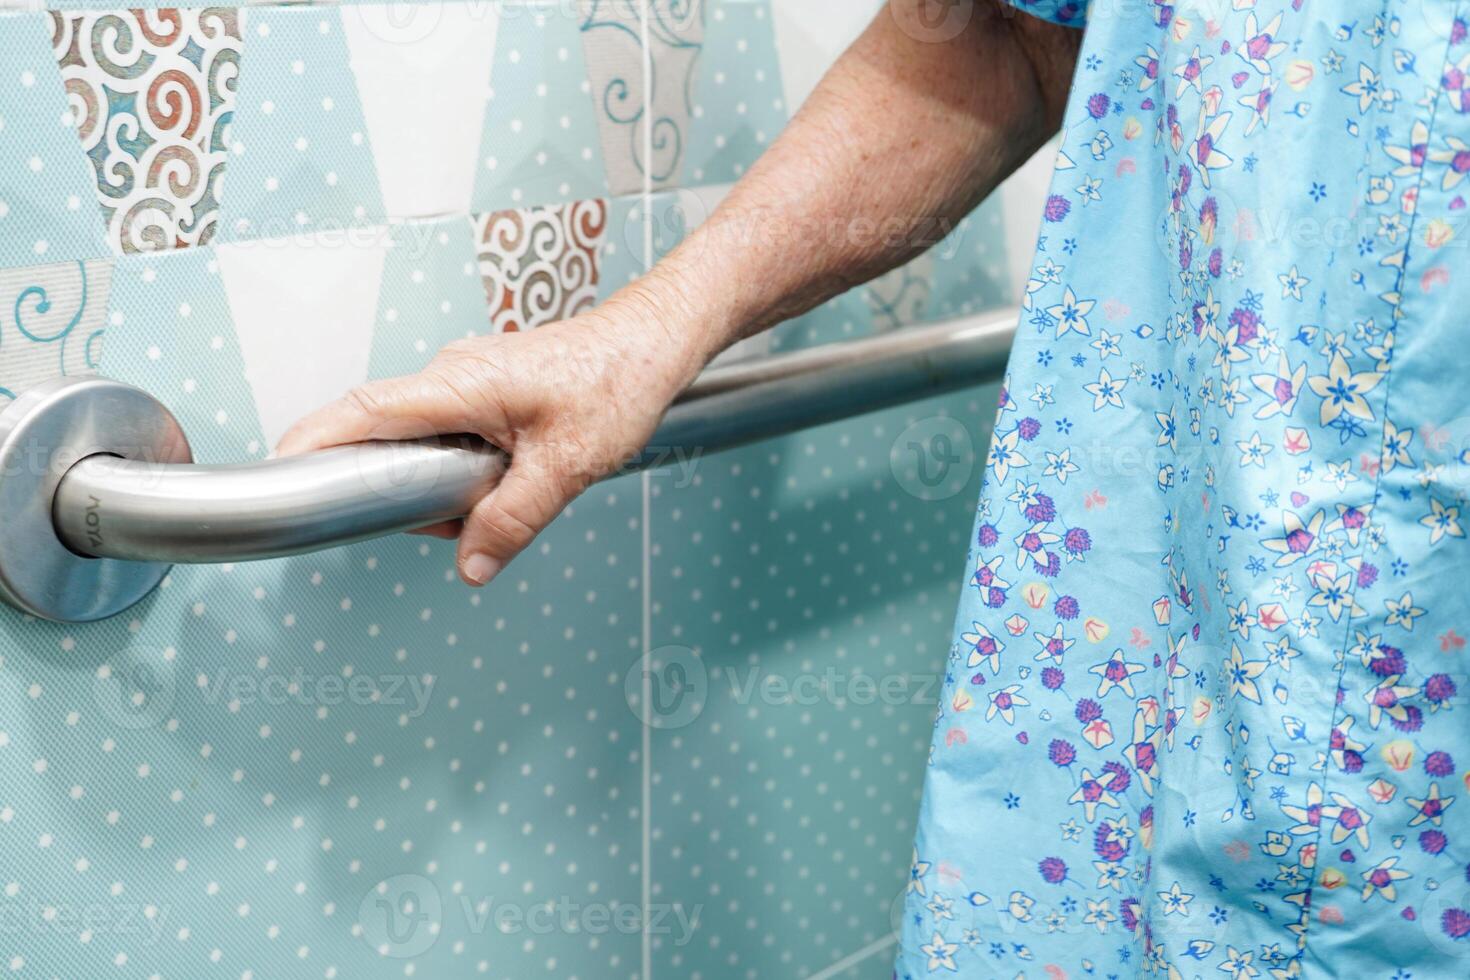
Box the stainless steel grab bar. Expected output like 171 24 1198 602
0 309 1017 622
53 441 510 565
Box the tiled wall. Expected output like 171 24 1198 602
0 2 1032 977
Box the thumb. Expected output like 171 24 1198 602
455 449 577 587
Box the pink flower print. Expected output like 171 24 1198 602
1075 699 1102 724
1174 47 1213 98
1015 524 1061 571
1135 47 1161 92
1199 196 1218 243
1227 306 1260 344
986 684 1029 725
972 556 1011 607
1432 136 1470 192
1038 857 1069 884
1322 793 1372 848
1263 509 1324 566
1406 783 1454 828
1239 13 1286 74
1384 121 1430 176
1238 80 1276 135
1444 55 1470 113
1425 673 1457 709
963 622 1005 674
1090 650 1145 699
1192 112 1235 188
1069 768 1122 821
1281 783 1326 836
1249 354 1307 419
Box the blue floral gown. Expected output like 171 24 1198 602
897 1 1470 977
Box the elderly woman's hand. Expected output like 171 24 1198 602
275 291 704 587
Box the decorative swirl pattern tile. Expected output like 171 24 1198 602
0 258 111 400
580 0 703 194
868 256 935 333
50 7 242 254
471 198 607 333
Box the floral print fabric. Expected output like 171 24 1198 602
899 2 1470 977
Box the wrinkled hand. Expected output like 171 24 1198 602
276 297 701 587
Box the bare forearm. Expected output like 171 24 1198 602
623 0 1080 381
283 5 1080 581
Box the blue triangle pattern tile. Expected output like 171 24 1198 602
103 247 267 463
0 12 112 266
216 6 383 244
473 3 610 212
365 218 491 380
683 0 787 187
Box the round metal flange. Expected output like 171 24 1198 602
0 376 191 622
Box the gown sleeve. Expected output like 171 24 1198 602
1000 0 1088 27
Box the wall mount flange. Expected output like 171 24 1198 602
0 376 192 623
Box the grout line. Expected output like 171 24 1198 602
805 935 900 980
639 4 654 980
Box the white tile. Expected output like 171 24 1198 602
770 4 881 113
342 4 501 218
217 230 389 446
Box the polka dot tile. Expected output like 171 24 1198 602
216 7 384 245
0 12 111 267
683 0 788 187
366 217 493 379
647 386 1001 980
474 3 611 211
0 261 654 976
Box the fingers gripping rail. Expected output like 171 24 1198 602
0 311 1018 622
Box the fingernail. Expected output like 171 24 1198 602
462 553 501 587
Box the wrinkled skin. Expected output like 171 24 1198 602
277 292 697 585
277 1 1078 585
